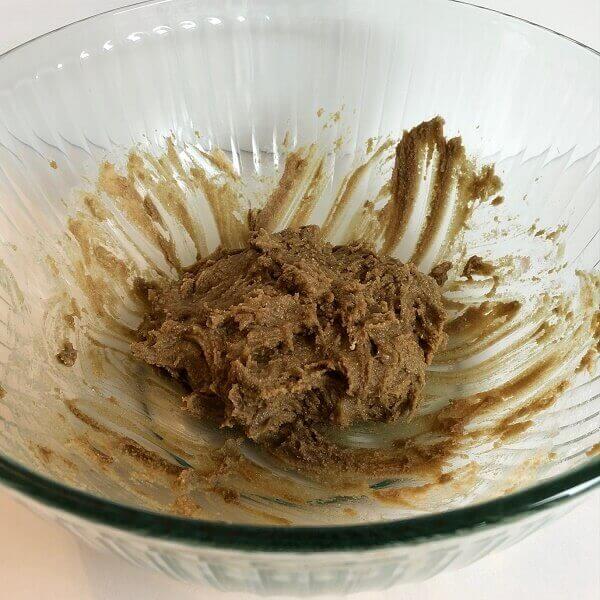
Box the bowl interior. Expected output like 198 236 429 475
0 0 598 527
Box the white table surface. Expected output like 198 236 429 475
0 1 598 599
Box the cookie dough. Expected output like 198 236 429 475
133 226 446 445
56 340 77 367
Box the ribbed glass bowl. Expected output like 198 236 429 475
0 0 598 595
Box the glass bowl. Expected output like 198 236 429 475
0 0 598 595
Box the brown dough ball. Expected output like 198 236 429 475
132 226 446 443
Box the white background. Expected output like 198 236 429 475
0 1 598 599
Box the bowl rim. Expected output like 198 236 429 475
0 0 599 552
1 451 598 551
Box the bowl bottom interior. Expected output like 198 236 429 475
0 114 598 526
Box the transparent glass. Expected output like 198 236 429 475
0 0 598 595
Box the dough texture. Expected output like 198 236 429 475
133 226 446 445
